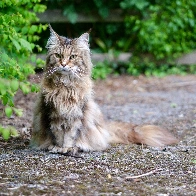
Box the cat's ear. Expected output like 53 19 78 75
75 33 90 51
46 24 63 49
78 33 89 44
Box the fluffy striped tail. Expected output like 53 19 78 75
107 122 178 147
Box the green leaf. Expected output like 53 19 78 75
9 126 19 137
29 25 37 34
11 38 21 51
31 54 37 63
20 83 31 94
0 82 6 95
19 38 32 52
5 106 13 118
22 27 29 34
13 108 23 117
10 80 19 92
95 38 107 52
2 95 8 105
1 128 10 140
31 84 40 92
0 52 9 61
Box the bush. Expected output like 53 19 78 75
44 0 196 77
92 61 113 79
123 0 196 76
125 0 196 59
0 0 47 140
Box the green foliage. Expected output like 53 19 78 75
92 61 113 80
127 61 196 77
0 125 19 141
92 60 196 79
47 0 117 23
0 0 46 140
63 4 78 24
124 0 196 76
45 0 196 78
125 0 196 60
120 0 149 10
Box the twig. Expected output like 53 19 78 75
125 168 162 180
167 81 196 88
147 80 196 89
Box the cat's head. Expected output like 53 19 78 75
45 25 92 82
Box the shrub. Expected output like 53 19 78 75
123 0 196 76
44 0 196 77
0 0 47 140
124 0 196 59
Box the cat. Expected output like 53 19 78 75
30 25 178 155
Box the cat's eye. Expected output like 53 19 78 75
69 55 77 60
54 53 61 58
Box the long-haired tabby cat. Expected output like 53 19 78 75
31 25 178 155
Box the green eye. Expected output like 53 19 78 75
54 53 61 58
70 55 77 60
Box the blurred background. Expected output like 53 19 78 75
36 0 196 78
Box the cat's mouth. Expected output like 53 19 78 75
59 65 70 72
58 65 81 79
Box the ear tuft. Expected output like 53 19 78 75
46 24 61 49
79 33 89 43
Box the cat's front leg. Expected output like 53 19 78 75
49 119 82 155
48 145 79 155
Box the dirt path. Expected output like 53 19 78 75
0 74 196 195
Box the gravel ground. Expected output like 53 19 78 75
0 74 196 196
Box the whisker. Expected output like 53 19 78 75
74 72 81 79
44 67 58 77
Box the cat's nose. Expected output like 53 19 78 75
62 59 70 66
62 60 68 66
59 65 69 71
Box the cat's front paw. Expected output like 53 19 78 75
48 145 79 156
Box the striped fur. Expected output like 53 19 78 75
31 26 178 155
